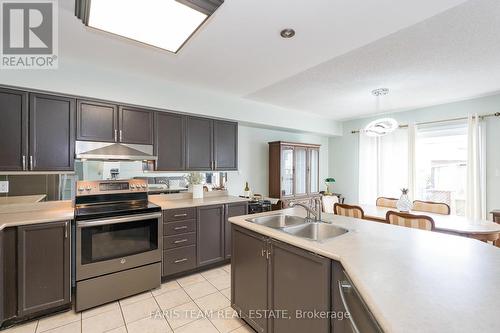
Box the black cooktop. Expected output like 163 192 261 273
75 201 161 221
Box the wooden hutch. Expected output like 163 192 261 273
268 141 320 209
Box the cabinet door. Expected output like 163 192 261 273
155 112 185 170
119 106 154 145
281 146 294 197
17 221 70 316
308 148 320 194
186 117 213 170
29 94 75 171
213 120 238 170
231 226 269 333
294 147 308 196
224 202 248 259
76 100 118 142
270 240 331 333
0 88 28 171
197 205 224 266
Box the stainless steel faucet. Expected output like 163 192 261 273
289 197 322 222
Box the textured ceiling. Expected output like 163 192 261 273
247 0 500 119
57 0 470 121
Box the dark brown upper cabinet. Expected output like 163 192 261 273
76 100 118 142
29 94 75 171
17 221 71 317
0 88 28 171
119 106 154 145
197 205 225 266
77 100 153 145
186 116 213 170
155 112 185 171
214 120 238 170
186 116 238 171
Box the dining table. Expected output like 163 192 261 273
358 204 500 245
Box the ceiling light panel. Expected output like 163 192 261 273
76 0 223 53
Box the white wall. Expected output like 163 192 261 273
329 93 500 215
226 125 330 197
0 57 342 136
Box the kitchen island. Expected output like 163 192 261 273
229 208 500 333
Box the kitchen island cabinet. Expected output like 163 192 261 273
231 225 332 333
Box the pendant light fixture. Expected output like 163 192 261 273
363 88 399 137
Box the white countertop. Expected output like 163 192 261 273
149 194 249 210
229 208 500 333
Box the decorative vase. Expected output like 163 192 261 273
396 188 413 212
192 184 203 199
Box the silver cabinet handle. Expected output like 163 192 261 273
119 130 123 142
214 160 217 170
114 129 118 142
338 281 361 333
64 221 68 238
29 155 33 171
22 155 26 170
261 249 266 257
174 239 188 244
174 213 188 218
174 226 188 231
174 258 188 264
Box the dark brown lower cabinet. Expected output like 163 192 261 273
270 239 331 333
225 202 248 259
197 205 225 266
17 221 71 317
231 226 332 333
231 226 269 333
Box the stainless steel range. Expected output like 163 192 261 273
74 179 162 312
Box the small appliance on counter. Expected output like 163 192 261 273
74 179 162 312
248 197 273 214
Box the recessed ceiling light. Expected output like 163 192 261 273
75 0 223 53
280 29 295 39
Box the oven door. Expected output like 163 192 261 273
76 212 162 280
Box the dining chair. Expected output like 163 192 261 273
386 211 435 231
376 197 398 208
322 195 339 213
413 200 450 215
334 203 365 219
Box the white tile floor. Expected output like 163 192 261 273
3 264 255 333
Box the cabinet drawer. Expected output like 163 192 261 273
164 208 196 222
163 232 196 250
164 219 196 236
163 245 196 276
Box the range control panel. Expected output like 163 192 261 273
76 179 148 196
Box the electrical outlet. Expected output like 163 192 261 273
0 181 8 193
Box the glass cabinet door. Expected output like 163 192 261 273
294 147 307 196
309 148 319 194
281 146 294 196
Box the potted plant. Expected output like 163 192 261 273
186 172 204 199
325 177 336 194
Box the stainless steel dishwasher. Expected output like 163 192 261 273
332 262 383 333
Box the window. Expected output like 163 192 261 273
415 123 468 215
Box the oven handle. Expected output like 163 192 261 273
77 212 162 228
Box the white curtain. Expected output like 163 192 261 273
407 123 417 201
465 114 486 219
358 128 408 205
358 133 378 205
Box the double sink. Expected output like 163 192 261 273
246 214 348 242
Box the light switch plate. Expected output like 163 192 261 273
0 181 9 193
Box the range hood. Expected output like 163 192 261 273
75 141 157 161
